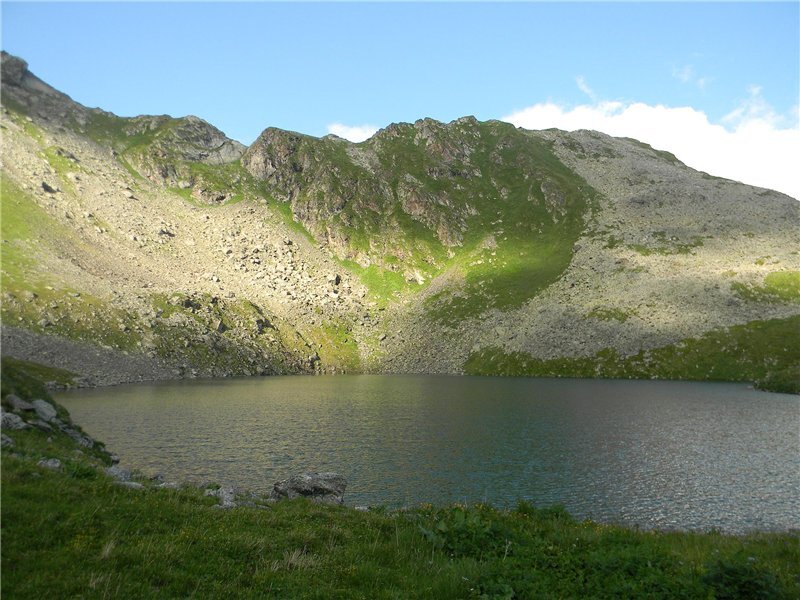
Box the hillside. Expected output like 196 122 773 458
1 52 798 390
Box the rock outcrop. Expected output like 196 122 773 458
270 472 347 505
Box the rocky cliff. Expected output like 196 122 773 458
1 52 798 390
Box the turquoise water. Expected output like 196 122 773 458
58 375 800 532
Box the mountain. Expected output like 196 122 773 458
1 52 798 391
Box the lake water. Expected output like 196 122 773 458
57 375 800 533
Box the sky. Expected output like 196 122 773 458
2 2 799 197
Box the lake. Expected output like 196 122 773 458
57 375 799 533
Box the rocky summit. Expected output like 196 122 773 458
1 52 798 391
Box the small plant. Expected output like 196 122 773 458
702 554 786 599
420 506 511 559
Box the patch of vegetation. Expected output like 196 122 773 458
306 319 361 372
732 271 800 305
0 356 76 399
339 259 413 307
604 231 704 256
464 316 800 394
272 199 316 243
629 232 705 256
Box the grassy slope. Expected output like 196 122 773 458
465 316 800 394
2 361 799 599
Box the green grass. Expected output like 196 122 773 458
273 199 316 242
465 316 800 394
0 356 77 398
305 320 361 373
339 259 412 307
733 271 800 305
2 364 799 599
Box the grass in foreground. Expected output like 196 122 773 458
2 362 798 598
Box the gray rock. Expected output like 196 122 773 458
204 486 237 508
31 419 53 432
5 394 35 412
106 465 132 481
269 472 347 505
32 399 58 422
57 423 95 448
1 433 15 448
1 410 30 430
156 482 181 490
116 481 145 490
38 458 62 470
1 52 27 86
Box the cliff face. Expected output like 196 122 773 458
1 52 798 389
241 117 589 277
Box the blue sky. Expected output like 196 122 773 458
3 2 799 196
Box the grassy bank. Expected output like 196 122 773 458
2 361 799 598
465 316 800 395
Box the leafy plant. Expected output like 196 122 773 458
702 554 786 599
420 506 511 559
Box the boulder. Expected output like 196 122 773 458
5 394 35 412
38 458 62 471
269 472 347 505
204 487 237 508
1 433 15 448
1 410 30 430
106 465 132 482
116 481 145 490
32 399 58 422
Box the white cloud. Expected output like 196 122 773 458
326 122 378 143
575 76 597 101
671 64 710 90
672 64 695 84
502 90 800 199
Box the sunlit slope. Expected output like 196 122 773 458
1 50 798 389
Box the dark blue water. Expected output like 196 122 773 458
58 375 800 533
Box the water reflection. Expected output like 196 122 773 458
58 375 800 532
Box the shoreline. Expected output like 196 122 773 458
3 326 795 395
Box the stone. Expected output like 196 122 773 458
41 181 58 194
116 481 145 490
58 424 95 448
31 420 53 432
38 458 62 470
32 399 58 422
1 433 15 448
156 482 181 490
5 394 35 412
205 487 237 508
1 52 27 86
106 465 132 481
1 410 30 430
269 472 347 505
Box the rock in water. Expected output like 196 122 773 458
269 472 347 505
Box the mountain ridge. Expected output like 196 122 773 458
1 51 798 391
